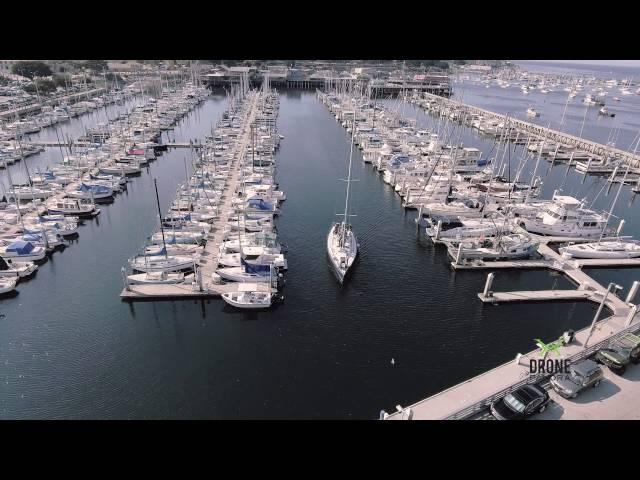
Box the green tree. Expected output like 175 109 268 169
52 73 71 88
22 78 57 95
83 60 108 72
11 61 52 79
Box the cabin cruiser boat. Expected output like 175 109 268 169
519 193 608 238
46 197 99 217
0 240 47 262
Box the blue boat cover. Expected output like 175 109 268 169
241 257 271 275
147 247 167 256
80 183 111 194
7 240 35 254
248 199 273 211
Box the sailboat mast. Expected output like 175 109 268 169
341 117 356 247
154 178 168 259
598 165 630 245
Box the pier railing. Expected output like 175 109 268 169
442 319 640 420
417 92 640 169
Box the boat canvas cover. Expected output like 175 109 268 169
80 183 111 194
248 199 273 211
7 240 35 255
241 257 271 275
147 247 167 257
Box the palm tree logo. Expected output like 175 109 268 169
534 338 563 358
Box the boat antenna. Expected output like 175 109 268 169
154 178 168 259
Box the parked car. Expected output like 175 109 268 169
593 347 630 375
549 359 603 399
490 384 550 420
614 333 640 364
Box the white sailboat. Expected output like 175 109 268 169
327 118 358 284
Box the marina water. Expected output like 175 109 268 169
2 68 640 418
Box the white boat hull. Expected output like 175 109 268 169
221 291 272 309
560 241 640 259
327 224 358 284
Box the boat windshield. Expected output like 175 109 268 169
504 393 526 413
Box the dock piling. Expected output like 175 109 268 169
625 305 638 327
625 280 640 304
483 272 495 298
121 267 130 291
455 243 463 265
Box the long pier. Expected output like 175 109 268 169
0 87 107 120
416 92 640 169
384 234 640 419
26 141 203 149
384 311 640 420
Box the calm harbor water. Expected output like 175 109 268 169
1 76 640 418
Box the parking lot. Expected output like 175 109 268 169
533 362 640 420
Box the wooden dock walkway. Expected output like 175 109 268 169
418 92 640 169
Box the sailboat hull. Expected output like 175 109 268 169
326 225 358 284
